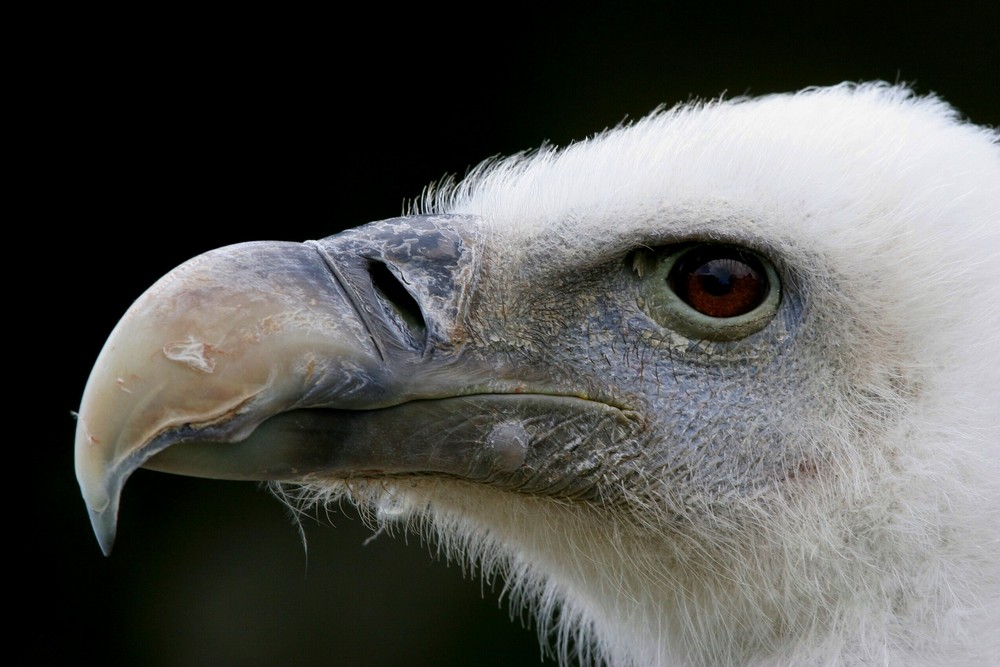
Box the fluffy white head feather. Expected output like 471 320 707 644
289 82 1000 666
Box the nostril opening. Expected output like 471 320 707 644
368 261 427 346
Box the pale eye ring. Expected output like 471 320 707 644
635 243 781 341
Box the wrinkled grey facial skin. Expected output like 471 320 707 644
434 215 813 512
77 213 823 554
294 213 813 510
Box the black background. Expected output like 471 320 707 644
34 4 997 666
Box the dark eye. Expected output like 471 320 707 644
634 243 781 341
668 246 769 318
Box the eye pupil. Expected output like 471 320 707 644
670 248 769 318
692 259 742 296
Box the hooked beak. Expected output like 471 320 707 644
75 215 634 555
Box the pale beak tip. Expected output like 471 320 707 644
88 504 118 556
76 432 125 556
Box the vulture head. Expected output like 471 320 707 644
76 83 999 666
